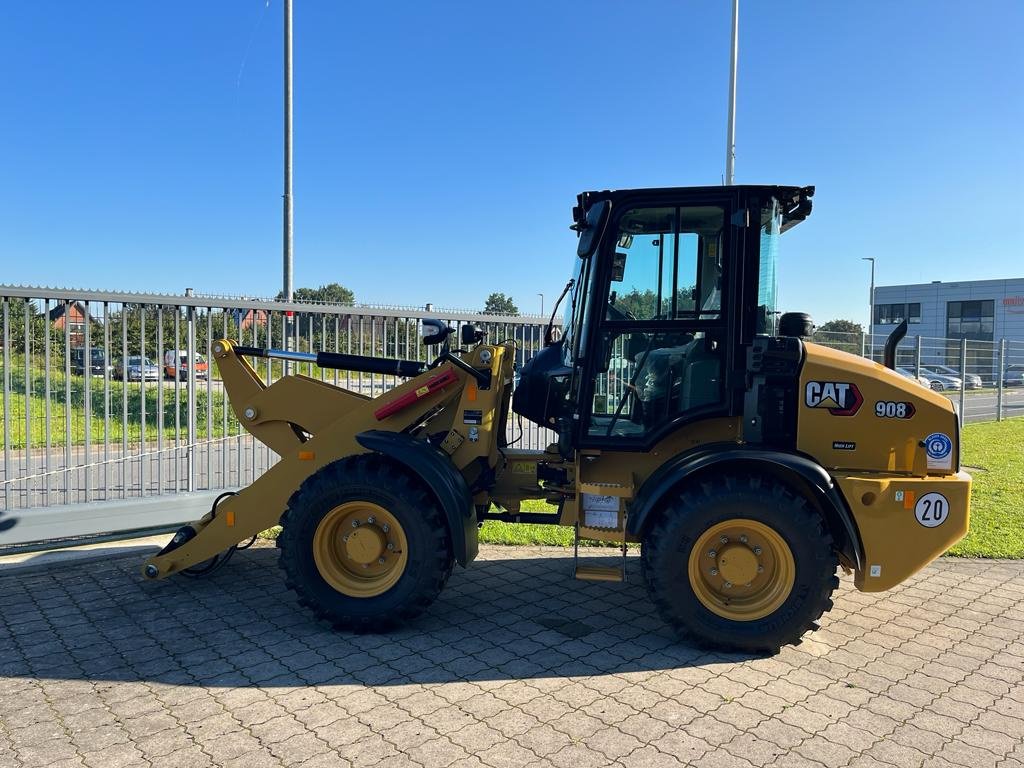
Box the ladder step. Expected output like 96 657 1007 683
574 565 624 582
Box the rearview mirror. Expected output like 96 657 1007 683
420 319 452 346
576 200 610 257
611 252 627 282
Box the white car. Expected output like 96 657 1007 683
896 367 933 389
925 364 982 390
920 368 962 392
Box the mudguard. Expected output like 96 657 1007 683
626 445 862 571
355 430 478 566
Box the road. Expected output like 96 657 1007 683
943 387 1024 422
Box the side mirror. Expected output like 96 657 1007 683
575 199 610 257
461 323 485 346
420 318 452 347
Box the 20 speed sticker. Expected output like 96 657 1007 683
914 492 948 527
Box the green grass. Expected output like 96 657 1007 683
0 359 404 451
479 500 573 546
948 419 1024 558
0 371 237 449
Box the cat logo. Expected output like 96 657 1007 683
805 381 863 416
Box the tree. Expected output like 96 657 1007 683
483 292 519 316
816 319 864 355
277 282 355 306
817 319 863 335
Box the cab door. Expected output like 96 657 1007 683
577 198 738 450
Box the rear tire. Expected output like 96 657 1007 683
278 454 453 632
641 473 838 653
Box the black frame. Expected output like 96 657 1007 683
569 185 802 451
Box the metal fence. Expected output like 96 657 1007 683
0 286 554 518
811 329 1024 424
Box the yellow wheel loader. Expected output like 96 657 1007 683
143 185 971 652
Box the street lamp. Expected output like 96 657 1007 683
725 0 739 185
537 293 545 319
862 257 875 360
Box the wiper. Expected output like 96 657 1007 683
544 278 574 346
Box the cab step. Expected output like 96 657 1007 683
573 564 624 582
572 518 628 583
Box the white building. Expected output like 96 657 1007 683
872 278 1024 341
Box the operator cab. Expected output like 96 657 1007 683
513 184 814 451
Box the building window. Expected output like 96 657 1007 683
946 300 994 340
875 302 920 325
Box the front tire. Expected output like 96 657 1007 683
277 454 453 632
641 474 838 653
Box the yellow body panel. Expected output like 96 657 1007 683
837 471 971 591
798 344 970 589
798 343 960 474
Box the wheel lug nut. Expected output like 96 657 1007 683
378 557 385 565
343 535 349 542
757 565 764 573
739 535 748 544
753 547 762 555
720 536 728 544
708 550 717 558
367 516 376 524
381 524 390 533
710 568 719 576
724 582 732 589
352 520 360 528
387 543 394 550
745 582 752 587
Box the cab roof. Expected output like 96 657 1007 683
576 184 814 233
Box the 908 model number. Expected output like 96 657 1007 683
874 400 916 419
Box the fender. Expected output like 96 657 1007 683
626 445 862 571
355 430 478 567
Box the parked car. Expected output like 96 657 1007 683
896 367 932 389
70 347 111 376
925 364 982 390
1004 364 1024 387
920 368 962 392
115 356 160 382
163 350 209 381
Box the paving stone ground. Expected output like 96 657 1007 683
1 543 1022 768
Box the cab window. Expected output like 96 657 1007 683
606 207 724 322
588 204 727 442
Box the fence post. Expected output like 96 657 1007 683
959 338 967 427
914 335 921 379
997 338 1005 422
186 303 196 492
2 299 10 511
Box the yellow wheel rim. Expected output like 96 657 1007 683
687 518 795 621
312 501 408 598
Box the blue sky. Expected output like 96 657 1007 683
1 2 1021 325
